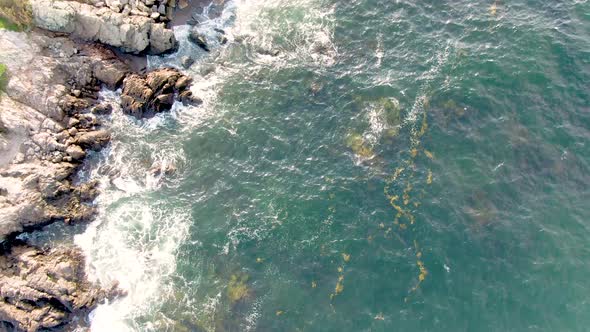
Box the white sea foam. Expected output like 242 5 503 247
230 0 337 68
75 90 192 331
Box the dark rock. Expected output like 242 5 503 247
181 56 195 69
200 64 215 76
74 180 99 202
146 68 181 92
179 90 203 107
257 47 280 57
188 30 210 52
191 13 208 23
60 95 91 116
91 103 113 115
121 68 196 118
120 74 154 117
154 93 175 112
76 113 98 129
186 18 199 26
174 76 192 90
75 130 110 150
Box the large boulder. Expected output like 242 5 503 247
75 130 111 150
188 29 210 52
32 0 77 33
150 23 177 54
121 68 196 118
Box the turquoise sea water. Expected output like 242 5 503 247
73 0 590 331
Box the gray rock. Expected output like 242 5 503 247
149 23 177 54
181 56 195 69
31 0 177 54
188 30 210 52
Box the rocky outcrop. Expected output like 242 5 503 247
31 0 177 54
121 67 200 118
0 31 127 242
0 30 128 330
0 242 117 332
87 0 182 23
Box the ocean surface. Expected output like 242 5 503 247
40 0 590 331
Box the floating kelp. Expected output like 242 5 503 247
441 99 467 117
490 1 499 16
411 242 428 292
330 252 352 300
342 253 351 263
334 275 344 295
380 91 436 299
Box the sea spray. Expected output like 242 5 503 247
75 90 193 331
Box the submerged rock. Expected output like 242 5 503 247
181 56 195 69
179 90 203 107
188 30 210 52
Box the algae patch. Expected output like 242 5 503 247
346 132 374 158
227 273 251 304
0 63 7 92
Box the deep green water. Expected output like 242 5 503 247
77 0 590 331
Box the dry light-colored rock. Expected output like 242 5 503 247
32 0 177 54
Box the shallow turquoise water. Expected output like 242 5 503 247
77 0 590 331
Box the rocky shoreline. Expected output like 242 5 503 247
0 1 205 330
